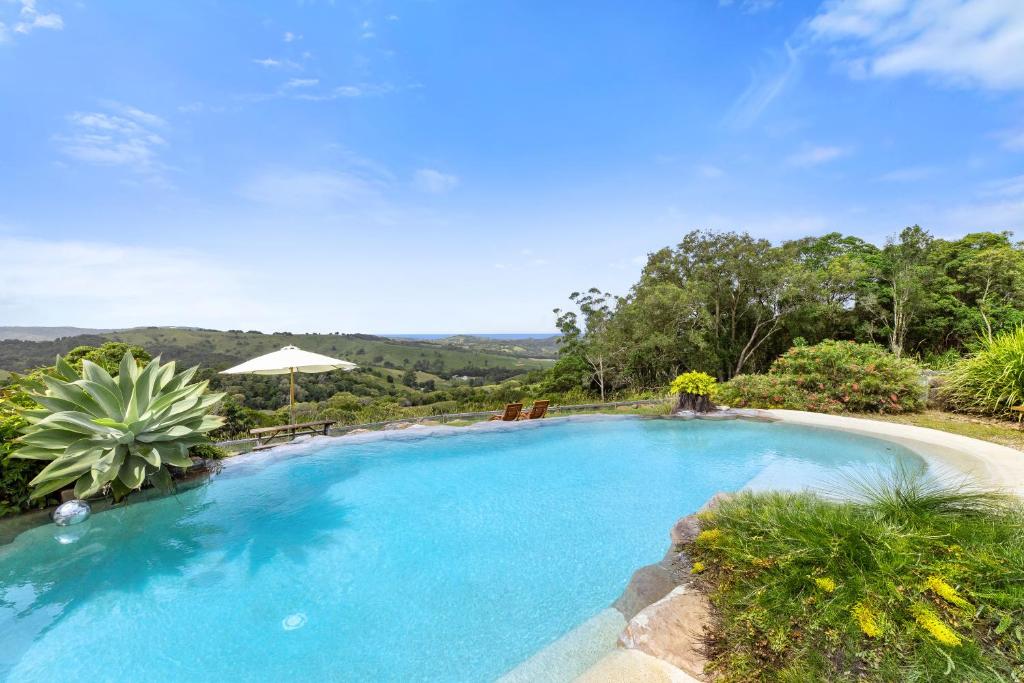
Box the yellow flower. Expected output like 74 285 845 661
852 602 883 638
691 561 706 574
912 604 962 647
925 576 971 610
814 577 836 593
695 529 722 545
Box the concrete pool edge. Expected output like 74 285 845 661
761 409 1024 496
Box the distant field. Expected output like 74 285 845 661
422 334 560 359
0 328 551 377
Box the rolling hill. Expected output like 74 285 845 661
0 328 551 378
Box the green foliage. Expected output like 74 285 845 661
690 471 1024 681
669 371 716 396
63 342 151 375
717 341 923 413
715 373 843 412
941 326 1024 418
189 443 228 460
13 352 224 501
554 228 1024 396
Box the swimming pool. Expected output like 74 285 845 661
0 416 926 682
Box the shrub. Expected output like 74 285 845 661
689 471 1024 681
715 374 843 412
717 340 922 413
941 326 1024 418
669 371 717 396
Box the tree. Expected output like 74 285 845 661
861 226 940 357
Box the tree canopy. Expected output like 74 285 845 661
554 227 1024 393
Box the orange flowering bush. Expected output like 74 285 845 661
716 340 923 414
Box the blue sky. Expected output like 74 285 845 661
1 0 1023 333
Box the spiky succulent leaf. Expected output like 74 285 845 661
13 352 225 501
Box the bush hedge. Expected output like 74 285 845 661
716 340 923 413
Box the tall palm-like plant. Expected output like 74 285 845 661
12 352 224 501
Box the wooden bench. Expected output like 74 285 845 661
250 420 336 450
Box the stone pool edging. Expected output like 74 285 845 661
576 494 730 682
576 410 1024 682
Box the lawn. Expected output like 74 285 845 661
859 409 1024 451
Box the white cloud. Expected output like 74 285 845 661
253 57 300 69
413 168 459 194
283 31 301 43
360 20 375 39
726 43 801 128
284 78 319 89
786 145 849 166
55 103 169 179
12 0 62 36
0 237 251 328
808 0 1024 90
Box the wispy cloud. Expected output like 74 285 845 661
786 144 849 167
413 168 459 194
54 102 169 182
997 126 1024 152
253 57 300 69
719 0 778 13
877 165 938 182
239 168 388 212
283 31 301 43
1 0 62 42
360 20 375 39
726 43 801 128
284 78 319 89
697 164 725 179
808 0 1024 90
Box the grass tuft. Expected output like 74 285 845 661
689 470 1024 681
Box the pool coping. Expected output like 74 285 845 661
760 409 1024 496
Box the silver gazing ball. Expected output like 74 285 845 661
53 499 91 527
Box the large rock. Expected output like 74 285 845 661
619 585 710 681
670 514 702 546
613 564 678 621
615 512 702 620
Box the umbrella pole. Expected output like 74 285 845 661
289 367 295 423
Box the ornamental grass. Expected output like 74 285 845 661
687 469 1024 681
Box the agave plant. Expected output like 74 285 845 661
12 352 224 500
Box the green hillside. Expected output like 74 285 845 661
424 335 560 359
0 328 549 378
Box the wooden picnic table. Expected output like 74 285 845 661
250 420 336 450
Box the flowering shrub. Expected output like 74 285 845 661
716 340 923 414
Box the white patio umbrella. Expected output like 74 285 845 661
220 345 357 423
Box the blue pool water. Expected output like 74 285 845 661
0 416 926 682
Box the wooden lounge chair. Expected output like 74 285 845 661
489 403 523 421
519 400 549 420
